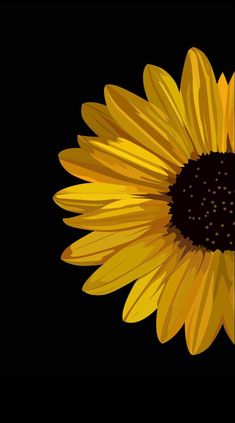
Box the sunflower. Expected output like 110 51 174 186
54 48 234 355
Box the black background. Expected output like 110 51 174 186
0 1 234 382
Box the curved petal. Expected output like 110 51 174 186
181 47 223 154
81 102 135 140
59 148 160 194
63 198 170 231
59 148 140 184
185 250 224 355
78 135 174 182
104 84 189 168
223 250 234 290
157 249 204 343
82 231 178 295
227 73 234 152
53 182 147 213
222 251 235 343
217 73 228 153
144 64 195 157
61 226 150 266
123 241 185 323
222 284 235 344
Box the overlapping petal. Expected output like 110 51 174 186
78 135 174 184
81 102 136 140
62 226 150 266
104 84 189 168
227 73 234 152
82 231 177 295
63 197 169 231
144 64 195 158
53 182 147 213
185 251 225 354
123 241 185 322
181 47 223 154
59 148 162 193
218 73 229 153
54 47 234 356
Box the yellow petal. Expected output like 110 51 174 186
62 226 149 265
217 73 228 153
81 102 135 140
181 47 223 154
59 148 161 194
143 65 195 158
157 249 204 343
63 198 170 231
227 73 234 152
104 84 188 168
123 241 185 323
185 250 224 355
59 148 138 184
53 182 146 213
78 135 173 182
222 285 235 344
223 250 234 289
82 231 178 295
222 251 235 343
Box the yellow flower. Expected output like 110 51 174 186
54 48 234 355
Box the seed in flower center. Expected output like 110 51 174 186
168 152 235 252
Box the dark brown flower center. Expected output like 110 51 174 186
168 152 235 252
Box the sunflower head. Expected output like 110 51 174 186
54 48 234 355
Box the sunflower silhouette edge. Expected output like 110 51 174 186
54 47 235 355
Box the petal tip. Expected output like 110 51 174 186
157 333 168 344
156 321 171 344
143 64 156 81
61 246 72 262
122 308 132 323
187 47 208 63
143 63 151 73
122 305 144 323
52 193 59 205
58 150 63 160
104 84 116 96
58 149 69 162
122 313 141 324
185 336 208 355
82 285 92 294
186 344 202 356
81 102 87 115
81 102 93 113
188 46 201 54
82 282 100 296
